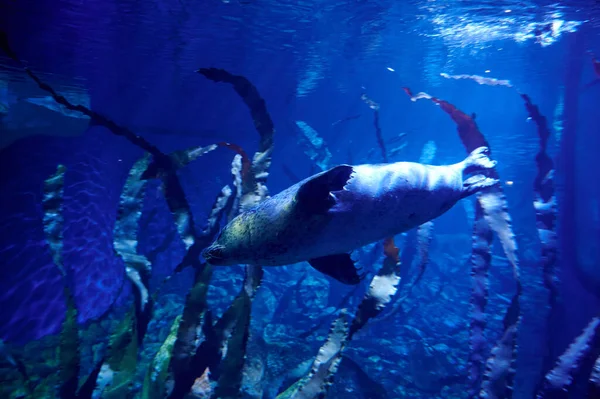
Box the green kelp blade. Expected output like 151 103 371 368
59 287 80 399
276 311 348 399
169 182 233 278
76 357 105 399
43 164 80 399
294 121 332 172
95 306 139 399
43 164 67 276
167 265 214 399
210 264 263 399
211 290 252 399
114 153 154 344
141 315 182 399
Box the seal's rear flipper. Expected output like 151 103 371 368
308 254 363 285
460 146 499 197
462 175 499 197
462 146 496 174
297 165 354 214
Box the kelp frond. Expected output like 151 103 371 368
349 237 401 339
536 317 600 398
277 311 349 399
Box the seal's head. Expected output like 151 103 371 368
202 215 255 266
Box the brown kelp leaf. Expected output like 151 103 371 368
403 86 521 397
0 31 173 165
201 185 234 239
440 72 513 87
383 236 399 262
277 311 349 399
3 28 207 284
467 202 493 396
198 67 275 211
349 237 401 339
480 290 521 399
142 142 246 255
479 321 519 399
217 142 252 191
412 221 434 288
199 67 275 398
197 68 275 152
372 220 435 325
361 92 387 162
537 317 600 398
228 155 244 221
403 88 520 284
171 144 219 169
521 93 559 372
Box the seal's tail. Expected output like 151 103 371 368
460 146 499 197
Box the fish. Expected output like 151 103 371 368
203 146 498 284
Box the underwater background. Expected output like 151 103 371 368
1 0 600 398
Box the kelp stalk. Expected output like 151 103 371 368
114 154 154 343
349 237 401 339
276 312 349 399
361 92 387 162
521 94 559 375
467 201 493 396
43 165 80 399
403 87 521 398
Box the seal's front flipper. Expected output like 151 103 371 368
296 165 354 214
308 254 363 285
460 146 499 197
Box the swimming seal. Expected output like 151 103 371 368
203 146 498 285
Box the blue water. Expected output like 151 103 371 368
1 1 599 398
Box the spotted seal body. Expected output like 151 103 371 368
204 146 497 284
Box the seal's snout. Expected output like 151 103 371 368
202 245 225 264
